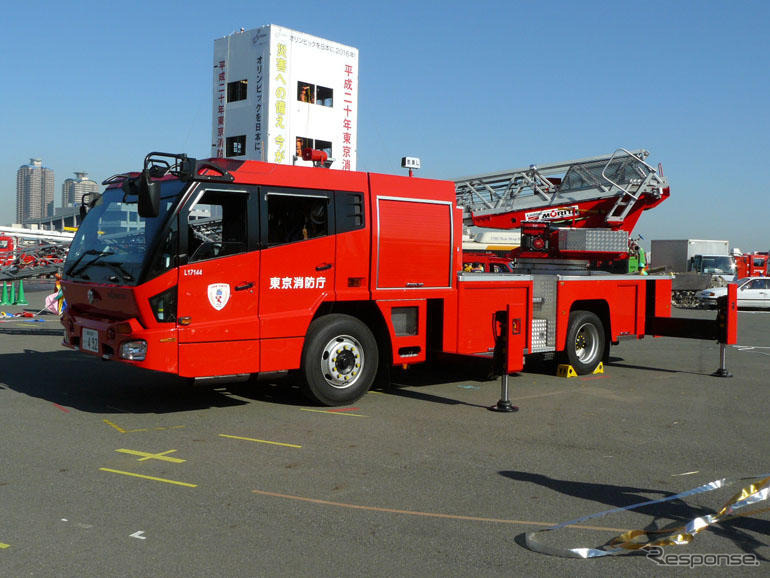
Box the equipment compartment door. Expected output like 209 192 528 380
176 185 260 376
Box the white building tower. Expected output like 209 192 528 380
212 25 358 170
16 158 54 223
62 171 99 207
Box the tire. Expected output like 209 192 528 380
562 310 605 375
301 314 379 406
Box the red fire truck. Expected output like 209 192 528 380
735 252 769 278
0 235 14 267
60 152 737 405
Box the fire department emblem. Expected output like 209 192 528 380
207 283 230 311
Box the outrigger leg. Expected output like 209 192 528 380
489 309 518 413
712 343 732 378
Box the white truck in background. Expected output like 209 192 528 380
650 239 735 307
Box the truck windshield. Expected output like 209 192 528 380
701 256 735 275
64 180 186 285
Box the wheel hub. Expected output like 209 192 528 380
575 323 599 363
321 335 364 389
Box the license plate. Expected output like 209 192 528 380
81 328 99 353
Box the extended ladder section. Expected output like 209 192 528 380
454 148 669 232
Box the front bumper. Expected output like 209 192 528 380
61 313 178 374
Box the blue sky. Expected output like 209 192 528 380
1 0 768 251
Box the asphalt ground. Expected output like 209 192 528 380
0 287 768 576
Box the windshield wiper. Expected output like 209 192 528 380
67 249 115 277
102 260 135 282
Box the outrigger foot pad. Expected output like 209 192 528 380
712 368 733 378
488 400 519 413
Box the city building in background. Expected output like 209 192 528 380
212 25 358 170
61 171 99 207
16 158 54 223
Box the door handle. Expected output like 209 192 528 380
235 282 254 291
315 263 333 271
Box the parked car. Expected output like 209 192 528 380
698 277 770 309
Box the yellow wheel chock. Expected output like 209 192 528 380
557 364 578 378
556 362 604 378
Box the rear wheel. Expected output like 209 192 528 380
301 314 378 406
562 310 605 375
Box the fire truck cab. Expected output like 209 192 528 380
63 153 470 405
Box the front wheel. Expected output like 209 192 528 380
562 310 605 375
301 314 379 406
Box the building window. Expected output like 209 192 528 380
227 79 248 102
226 135 246 157
295 137 313 157
297 82 315 103
297 81 333 107
296 137 332 159
315 139 332 157
316 85 333 107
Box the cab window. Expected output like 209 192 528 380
265 191 330 247
188 188 250 262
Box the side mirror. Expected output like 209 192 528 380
124 171 160 218
137 171 160 218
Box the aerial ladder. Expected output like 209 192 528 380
454 148 669 232
454 148 669 272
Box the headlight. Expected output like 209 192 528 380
120 340 147 361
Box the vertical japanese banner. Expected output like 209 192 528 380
268 30 290 164
254 54 264 160
211 39 228 158
341 61 357 171
251 30 269 161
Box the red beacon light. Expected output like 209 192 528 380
301 148 331 168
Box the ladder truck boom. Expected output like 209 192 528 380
454 148 669 233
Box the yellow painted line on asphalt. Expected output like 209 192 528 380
300 408 367 417
251 489 628 532
219 434 301 448
0 542 9 549
116 449 186 463
104 419 126 433
103 419 185 434
99 468 197 488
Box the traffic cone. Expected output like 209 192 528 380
0 282 10 306
9 282 16 305
14 279 28 306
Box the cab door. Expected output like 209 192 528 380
176 184 260 377
258 187 335 371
